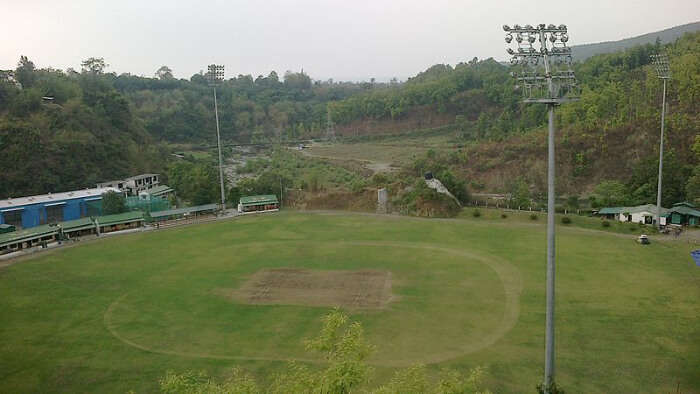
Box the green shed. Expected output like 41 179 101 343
238 195 279 213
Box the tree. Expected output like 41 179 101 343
685 136 700 204
101 191 127 215
593 180 628 207
156 66 173 80
15 55 36 88
81 57 108 74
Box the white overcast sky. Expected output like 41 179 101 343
2 0 698 81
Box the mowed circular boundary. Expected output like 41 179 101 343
104 240 522 367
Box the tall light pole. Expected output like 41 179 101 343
651 53 670 229
503 23 579 393
207 64 226 211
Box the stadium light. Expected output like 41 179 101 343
651 53 671 229
207 64 226 211
504 22 579 394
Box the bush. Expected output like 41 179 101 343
501 213 507 219
602 220 611 227
629 226 637 232
561 216 572 224
530 213 538 220
472 209 481 217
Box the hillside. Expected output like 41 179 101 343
1 30 698 207
324 31 700 206
0 60 169 199
571 21 700 61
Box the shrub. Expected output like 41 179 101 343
501 213 507 219
561 216 572 224
472 209 481 218
530 213 538 220
602 220 611 227
629 226 637 232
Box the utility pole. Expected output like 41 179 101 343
503 23 579 393
651 53 671 229
207 64 226 211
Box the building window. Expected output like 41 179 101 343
2 210 22 228
46 205 64 223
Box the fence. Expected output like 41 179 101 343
126 196 170 214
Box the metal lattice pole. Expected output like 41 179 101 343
503 23 579 393
651 53 670 229
325 106 336 142
207 64 226 211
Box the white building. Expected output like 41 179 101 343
617 204 668 226
97 174 160 196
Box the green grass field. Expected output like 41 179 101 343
0 212 698 393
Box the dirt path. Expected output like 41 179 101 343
103 240 522 367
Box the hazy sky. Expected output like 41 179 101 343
2 0 698 81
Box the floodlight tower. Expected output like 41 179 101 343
503 23 579 393
651 53 671 229
207 64 226 211
325 106 337 142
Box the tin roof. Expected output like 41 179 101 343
599 204 669 215
598 207 624 215
96 211 144 226
149 204 219 218
239 195 278 206
141 184 173 196
0 187 122 210
668 205 700 217
0 224 57 247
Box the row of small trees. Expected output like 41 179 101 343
159 309 491 394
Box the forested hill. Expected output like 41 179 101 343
0 60 371 198
0 58 170 198
571 21 700 61
1 30 698 203
327 31 700 204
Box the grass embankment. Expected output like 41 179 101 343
0 212 697 393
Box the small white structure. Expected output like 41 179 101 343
98 174 161 196
377 188 388 214
425 178 461 206
617 204 668 225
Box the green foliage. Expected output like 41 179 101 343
593 181 628 207
536 381 565 394
409 151 470 204
566 195 580 210
158 308 490 394
602 220 611 227
509 178 531 209
396 178 462 217
159 367 258 394
101 191 127 215
0 57 168 199
501 213 507 219
561 216 572 224
530 213 538 221
472 209 481 217
167 159 221 206
372 365 429 394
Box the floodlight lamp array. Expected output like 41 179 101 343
650 53 671 79
504 23 579 102
207 64 225 85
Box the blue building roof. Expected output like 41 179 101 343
0 187 123 229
